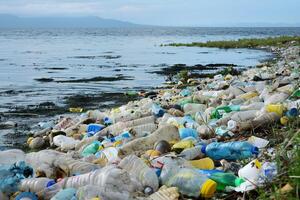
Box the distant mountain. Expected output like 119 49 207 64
0 14 140 28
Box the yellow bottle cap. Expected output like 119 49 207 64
200 179 217 198
280 116 289 125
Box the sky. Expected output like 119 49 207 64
0 0 299 26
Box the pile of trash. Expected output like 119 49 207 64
0 45 299 200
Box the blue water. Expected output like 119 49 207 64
0 27 299 112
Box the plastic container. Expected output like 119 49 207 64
81 142 100 157
178 128 198 140
178 145 205 160
51 188 77 200
19 178 55 193
87 124 105 135
202 141 259 161
164 168 216 198
265 104 285 116
0 149 25 165
238 159 262 183
119 155 159 192
183 103 206 115
15 192 38 200
119 125 179 156
209 172 245 191
189 157 215 170
152 103 165 117
211 106 234 119
53 135 80 150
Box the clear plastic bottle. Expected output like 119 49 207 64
19 178 55 193
178 145 205 160
118 155 159 192
164 168 216 198
202 141 259 160
152 103 165 117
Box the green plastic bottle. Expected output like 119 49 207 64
81 142 100 157
290 89 300 99
209 172 244 191
211 105 240 119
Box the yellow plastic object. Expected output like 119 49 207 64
113 140 122 147
238 91 258 100
98 145 104 151
171 140 194 151
254 159 262 169
69 107 83 113
266 104 285 116
146 150 161 158
189 157 215 170
27 137 33 145
200 179 217 198
91 198 100 200
224 74 233 80
280 116 289 125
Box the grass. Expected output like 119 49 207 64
254 116 300 200
165 36 300 49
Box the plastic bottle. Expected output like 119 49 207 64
195 111 209 125
15 192 38 200
57 166 137 198
265 104 285 116
164 168 216 198
50 188 77 200
87 124 105 135
230 110 258 122
118 155 159 192
189 157 215 170
0 149 25 165
202 141 259 161
211 105 239 119
53 135 80 150
19 178 55 193
209 172 245 191
183 103 206 115
119 125 179 156
239 102 264 111
178 145 205 160
81 142 100 157
178 127 198 140
152 103 165 117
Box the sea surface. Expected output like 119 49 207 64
0 27 300 149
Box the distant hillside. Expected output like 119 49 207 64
0 14 140 28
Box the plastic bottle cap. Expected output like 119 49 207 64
251 146 259 155
201 145 206 154
46 180 56 188
287 108 298 117
200 179 217 198
234 178 245 186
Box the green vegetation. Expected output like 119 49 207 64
255 117 300 200
165 36 300 49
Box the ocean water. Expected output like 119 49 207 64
0 27 300 149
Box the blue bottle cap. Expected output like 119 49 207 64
201 145 207 154
46 180 56 188
287 108 298 117
15 192 38 200
251 146 259 155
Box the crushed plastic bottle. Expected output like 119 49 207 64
202 141 259 160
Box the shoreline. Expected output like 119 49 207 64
0 36 299 199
